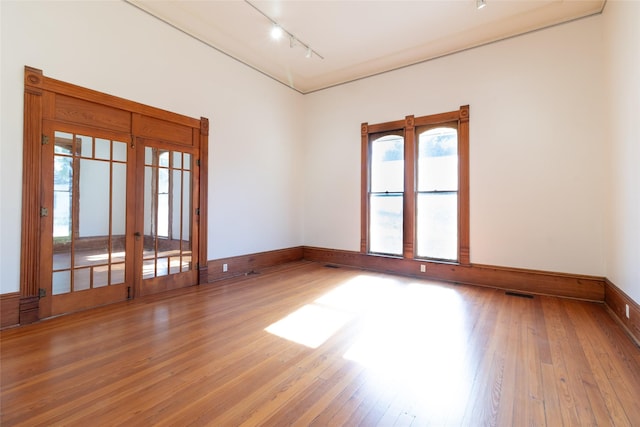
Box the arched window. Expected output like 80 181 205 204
416 125 458 261
361 106 469 264
369 133 404 256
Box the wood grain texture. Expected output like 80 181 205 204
605 278 640 346
20 68 43 306
207 247 304 282
54 94 131 133
133 114 193 147
2 261 638 426
0 293 20 329
304 246 605 301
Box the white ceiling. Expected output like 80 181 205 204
126 0 605 94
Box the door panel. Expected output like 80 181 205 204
136 141 198 296
39 122 133 317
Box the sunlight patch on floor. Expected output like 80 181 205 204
265 303 354 349
264 274 395 348
264 272 475 415
342 281 474 417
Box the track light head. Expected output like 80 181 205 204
270 24 283 39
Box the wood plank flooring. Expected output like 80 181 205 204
2 261 639 426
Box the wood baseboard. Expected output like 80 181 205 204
19 296 40 325
302 246 605 302
206 247 304 282
5 245 623 328
1 292 21 329
604 279 640 347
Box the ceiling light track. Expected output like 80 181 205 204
245 0 324 60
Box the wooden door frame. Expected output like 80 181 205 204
20 66 209 324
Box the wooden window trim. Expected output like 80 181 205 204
361 105 470 265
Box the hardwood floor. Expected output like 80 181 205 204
2 261 639 426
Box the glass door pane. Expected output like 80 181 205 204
51 130 128 294
143 147 193 280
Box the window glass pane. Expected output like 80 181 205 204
93 265 109 288
145 146 154 166
371 135 404 193
369 194 403 256
418 127 458 192
143 166 157 266
95 138 111 160
112 163 126 236
54 132 73 155
416 193 457 260
158 168 169 238
75 237 108 268
53 155 73 239
52 270 71 295
143 259 155 279
171 170 182 240
157 257 169 277
112 237 126 263
74 268 91 291
113 141 127 162
78 159 110 238
111 263 125 285
53 241 71 270
173 151 182 169
77 135 93 158
159 150 170 167
181 255 192 272
170 256 181 274
182 171 191 240
183 153 191 170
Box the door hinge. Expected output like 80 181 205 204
40 207 49 217
38 288 46 298
196 262 199 270
196 159 201 167
195 208 200 215
42 135 49 145
127 286 131 299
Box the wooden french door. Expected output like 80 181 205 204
22 67 208 323
39 122 135 318
38 130 200 317
135 139 199 296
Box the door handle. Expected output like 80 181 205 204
134 232 141 240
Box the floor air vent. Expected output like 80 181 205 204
505 291 534 299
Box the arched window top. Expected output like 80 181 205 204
418 126 458 158
370 134 404 193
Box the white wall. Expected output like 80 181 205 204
302 15 607 277
0 0 304 293
603 0 640 303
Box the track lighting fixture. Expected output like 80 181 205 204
245 0 323 60
476 0 487 9
270 24 283 40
